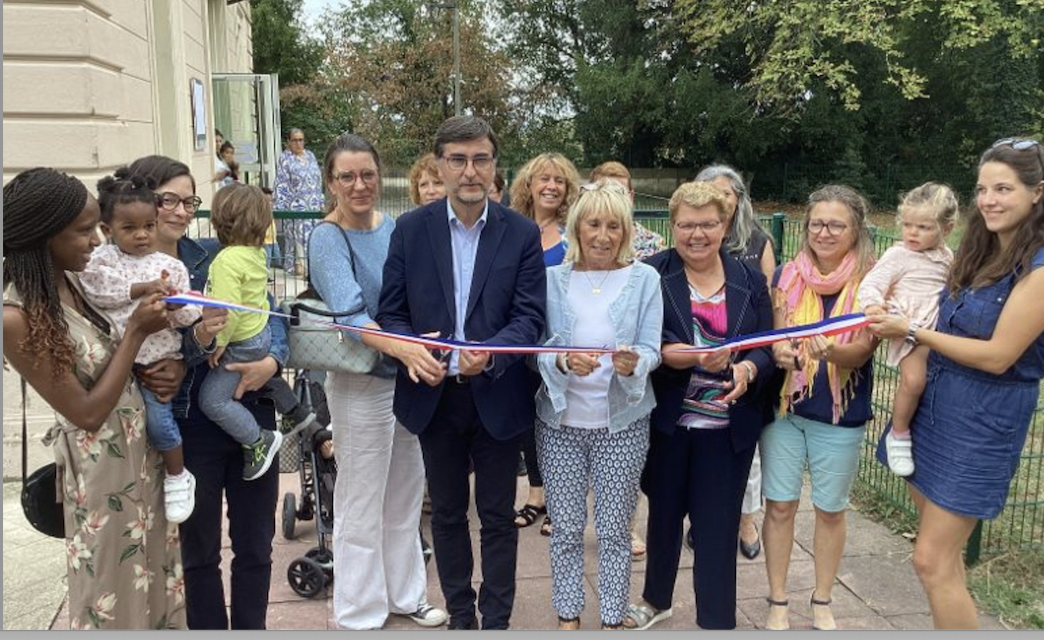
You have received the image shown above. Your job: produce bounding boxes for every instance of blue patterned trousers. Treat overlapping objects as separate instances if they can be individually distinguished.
[536,416,650,626]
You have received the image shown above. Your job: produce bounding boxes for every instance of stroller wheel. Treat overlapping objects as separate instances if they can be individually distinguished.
[306,546,334,576]
[282,492,297,540]
[287,558,327,598]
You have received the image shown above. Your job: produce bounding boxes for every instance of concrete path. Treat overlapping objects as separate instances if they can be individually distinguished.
[3,471,1007,631]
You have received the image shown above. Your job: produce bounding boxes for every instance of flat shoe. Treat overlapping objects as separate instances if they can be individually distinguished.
[540,515,552,537]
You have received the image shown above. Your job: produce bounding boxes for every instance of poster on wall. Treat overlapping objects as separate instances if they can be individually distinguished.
[191,78,207,151]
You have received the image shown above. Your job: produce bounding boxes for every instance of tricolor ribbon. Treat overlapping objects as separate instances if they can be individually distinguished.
[166,292,870,355]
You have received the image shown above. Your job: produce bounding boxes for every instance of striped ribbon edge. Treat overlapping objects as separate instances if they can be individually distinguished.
[166,292,869,355]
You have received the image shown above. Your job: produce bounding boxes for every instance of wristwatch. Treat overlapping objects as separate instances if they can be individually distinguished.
[905,321,922,346]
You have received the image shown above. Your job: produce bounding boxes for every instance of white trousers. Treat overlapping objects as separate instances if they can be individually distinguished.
[327,372,428,630]
[741,443,763,515]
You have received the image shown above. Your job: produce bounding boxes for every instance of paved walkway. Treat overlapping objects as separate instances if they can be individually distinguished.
[3,472,1007,631]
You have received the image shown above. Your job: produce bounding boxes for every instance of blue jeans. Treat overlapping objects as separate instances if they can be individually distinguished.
[199,329,271,446]
[264,242,282,269]
[138,375,182,452]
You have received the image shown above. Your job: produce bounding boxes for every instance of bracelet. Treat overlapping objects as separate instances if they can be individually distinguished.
[739,360,756,383]
[193,324,217,354]
[558,352,571,374]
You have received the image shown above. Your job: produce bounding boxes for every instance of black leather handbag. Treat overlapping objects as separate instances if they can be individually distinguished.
[19,378,65,539]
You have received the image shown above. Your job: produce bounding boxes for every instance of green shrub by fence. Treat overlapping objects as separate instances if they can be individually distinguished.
[193,206,1041,562]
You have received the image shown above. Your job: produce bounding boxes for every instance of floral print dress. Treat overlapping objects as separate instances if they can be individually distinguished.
[5,277,186,630]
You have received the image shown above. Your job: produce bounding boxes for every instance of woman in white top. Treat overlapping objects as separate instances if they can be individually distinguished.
[534,180,664,629]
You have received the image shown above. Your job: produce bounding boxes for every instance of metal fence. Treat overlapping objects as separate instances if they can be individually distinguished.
[192,205,1042,562]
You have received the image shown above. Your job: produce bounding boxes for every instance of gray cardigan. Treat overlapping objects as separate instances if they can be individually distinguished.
[535,261,664,433]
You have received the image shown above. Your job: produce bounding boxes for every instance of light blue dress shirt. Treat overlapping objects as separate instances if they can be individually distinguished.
[447,201,488,375]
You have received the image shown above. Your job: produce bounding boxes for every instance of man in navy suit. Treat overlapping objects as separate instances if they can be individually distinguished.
[377,116,546,630]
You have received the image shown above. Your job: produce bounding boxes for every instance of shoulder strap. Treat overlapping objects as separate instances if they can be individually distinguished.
[301,220,367,317]
[21,377,28,484]
[306,221,360,289]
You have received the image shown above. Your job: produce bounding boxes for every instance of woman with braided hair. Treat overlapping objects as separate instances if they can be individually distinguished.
[3,167,182,629]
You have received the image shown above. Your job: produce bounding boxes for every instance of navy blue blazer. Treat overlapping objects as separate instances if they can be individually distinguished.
[376,198,547,440]
[644,248,775,453]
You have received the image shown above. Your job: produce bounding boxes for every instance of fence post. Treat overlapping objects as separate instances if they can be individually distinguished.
[771,212,786,254]
[965,520,984,566]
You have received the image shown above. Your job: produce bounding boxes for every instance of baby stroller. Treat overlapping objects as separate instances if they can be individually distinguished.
[280,370,433,599]
[281,371,337,598]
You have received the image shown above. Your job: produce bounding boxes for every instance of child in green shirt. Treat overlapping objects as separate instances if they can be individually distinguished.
[200,183,314,480]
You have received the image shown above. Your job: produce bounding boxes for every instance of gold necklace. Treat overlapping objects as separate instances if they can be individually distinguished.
[581,269,612,295]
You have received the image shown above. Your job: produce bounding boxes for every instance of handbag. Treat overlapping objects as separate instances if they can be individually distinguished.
[282,221,381,374]
[19,378,65,539]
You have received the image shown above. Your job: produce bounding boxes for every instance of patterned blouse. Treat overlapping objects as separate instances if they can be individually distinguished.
[677,284,731,430]
[633,221,667,262]
[274,149,325,212]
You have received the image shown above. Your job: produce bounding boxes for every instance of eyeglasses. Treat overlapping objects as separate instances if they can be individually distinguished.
[991,137,1040,151]
[442,154,495,172]
[289,137,305,143]
[807,220,849,235]
[156,192,203,213]
[334,171,379,187]
[674,220,723,234]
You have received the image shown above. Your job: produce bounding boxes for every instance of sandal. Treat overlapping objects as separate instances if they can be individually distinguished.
[557,615,580,630]
[621,603,672,630]
[765,597,789,631]
[631,530,647,561]
[514,503,547,528]
[540,515,553,537]
[810,592,837,631]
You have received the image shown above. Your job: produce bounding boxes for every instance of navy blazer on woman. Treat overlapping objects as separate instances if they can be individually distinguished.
[644,248,775,453]
[377,198,547,440]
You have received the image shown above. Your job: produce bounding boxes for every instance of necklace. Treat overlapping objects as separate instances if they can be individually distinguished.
[581,269,612,295]
[537,217,557,234]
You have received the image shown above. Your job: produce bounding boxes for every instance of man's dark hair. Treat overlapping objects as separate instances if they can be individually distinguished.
[434,116,498,159]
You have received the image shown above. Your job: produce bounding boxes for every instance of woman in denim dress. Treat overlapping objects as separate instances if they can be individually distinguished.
[869,138,1044,629]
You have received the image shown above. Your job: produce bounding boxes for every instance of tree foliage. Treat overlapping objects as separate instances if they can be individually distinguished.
[672,0,1044,115]
[250,0,324,87]
[317,0,517,164]
[269,0,1044,205]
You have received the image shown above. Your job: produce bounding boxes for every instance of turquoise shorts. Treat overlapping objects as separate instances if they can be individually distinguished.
[760,413,865,513]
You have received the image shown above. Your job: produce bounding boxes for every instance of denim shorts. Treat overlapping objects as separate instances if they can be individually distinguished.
[760,413,865,513]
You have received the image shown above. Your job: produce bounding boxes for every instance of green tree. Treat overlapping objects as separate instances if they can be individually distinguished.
[250,0,324,87]
[672,0,1044,115]
[321,0,517,164]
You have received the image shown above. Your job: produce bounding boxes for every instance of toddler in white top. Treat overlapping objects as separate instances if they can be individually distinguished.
[80,171,201,523]
[858,182,958,477]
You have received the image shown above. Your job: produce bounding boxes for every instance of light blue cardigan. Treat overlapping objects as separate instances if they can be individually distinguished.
[536,260,664,433]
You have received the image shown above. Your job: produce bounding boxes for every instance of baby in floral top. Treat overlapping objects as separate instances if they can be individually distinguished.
[80,171,201,524]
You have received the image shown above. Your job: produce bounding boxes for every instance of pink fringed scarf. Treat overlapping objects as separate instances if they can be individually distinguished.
[775,251,863,423]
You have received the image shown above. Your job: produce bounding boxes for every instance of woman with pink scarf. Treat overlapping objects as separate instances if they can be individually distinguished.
[761,185,879,631]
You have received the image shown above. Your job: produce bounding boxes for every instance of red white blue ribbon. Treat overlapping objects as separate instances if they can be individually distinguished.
[670,313,871,354]
[166,292,869,355]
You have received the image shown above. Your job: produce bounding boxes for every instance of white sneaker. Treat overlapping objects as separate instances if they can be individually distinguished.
[404,603,447,627]
[164,470,196,524]
[886,431,915,477]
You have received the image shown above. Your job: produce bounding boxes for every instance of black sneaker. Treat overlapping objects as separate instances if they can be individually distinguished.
[243,430,283,481]
[282,403,317,436]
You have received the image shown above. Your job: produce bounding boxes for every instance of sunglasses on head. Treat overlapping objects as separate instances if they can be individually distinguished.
[991,137,1040,151]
